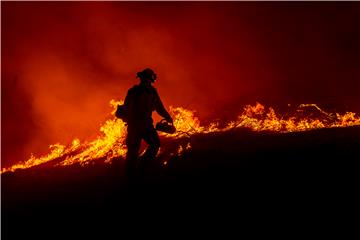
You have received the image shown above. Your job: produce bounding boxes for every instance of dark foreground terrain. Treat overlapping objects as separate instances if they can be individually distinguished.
[2,127,360,238]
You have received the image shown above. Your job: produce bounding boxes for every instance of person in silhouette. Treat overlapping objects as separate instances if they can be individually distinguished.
[123,68,173,180]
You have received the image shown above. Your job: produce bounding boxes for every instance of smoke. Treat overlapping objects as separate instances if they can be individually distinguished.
[2,2,360,167]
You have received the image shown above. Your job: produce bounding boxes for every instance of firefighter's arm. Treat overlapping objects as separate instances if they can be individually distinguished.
[154,91,173,123]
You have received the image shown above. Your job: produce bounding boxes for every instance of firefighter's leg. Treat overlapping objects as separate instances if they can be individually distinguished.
[140,127,160,171]
[125,129,141,180]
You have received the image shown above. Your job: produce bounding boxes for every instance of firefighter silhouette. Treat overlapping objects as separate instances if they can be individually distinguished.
[123,68,173,179]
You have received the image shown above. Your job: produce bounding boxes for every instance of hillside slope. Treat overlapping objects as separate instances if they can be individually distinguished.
[3,126,360,239]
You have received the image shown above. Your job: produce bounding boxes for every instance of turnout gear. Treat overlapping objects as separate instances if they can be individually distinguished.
[123,76,173,180]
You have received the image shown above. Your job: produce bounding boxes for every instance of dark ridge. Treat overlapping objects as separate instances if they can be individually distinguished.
[2,126,359,239]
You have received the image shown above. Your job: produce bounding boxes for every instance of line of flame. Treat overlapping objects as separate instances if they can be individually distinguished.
[2,101,359,173]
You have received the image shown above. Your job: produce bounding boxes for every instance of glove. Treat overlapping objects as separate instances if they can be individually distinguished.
[166,117,173,124]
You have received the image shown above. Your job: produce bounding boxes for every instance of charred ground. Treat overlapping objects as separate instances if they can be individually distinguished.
[2,126,359,238]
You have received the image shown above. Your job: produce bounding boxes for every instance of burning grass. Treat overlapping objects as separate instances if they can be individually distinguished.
[2,100,359,173]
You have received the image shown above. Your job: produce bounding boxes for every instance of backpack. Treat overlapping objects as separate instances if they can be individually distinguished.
[115,104,128,122]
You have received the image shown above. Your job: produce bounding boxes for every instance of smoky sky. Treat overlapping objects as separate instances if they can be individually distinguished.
[2,2,360,167]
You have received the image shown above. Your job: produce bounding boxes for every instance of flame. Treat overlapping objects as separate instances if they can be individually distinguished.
[176,142,192,156]
[2,100,360,173]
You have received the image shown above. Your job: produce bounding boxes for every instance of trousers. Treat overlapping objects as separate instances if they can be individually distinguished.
[125,125,160,179]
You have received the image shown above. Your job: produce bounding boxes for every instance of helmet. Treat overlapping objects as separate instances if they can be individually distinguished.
[136,68,157,82]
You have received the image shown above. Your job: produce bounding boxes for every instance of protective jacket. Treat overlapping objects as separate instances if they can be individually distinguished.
[124,83,171,128]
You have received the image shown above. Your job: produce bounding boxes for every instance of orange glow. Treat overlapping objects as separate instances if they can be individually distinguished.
[2,100,359,173]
